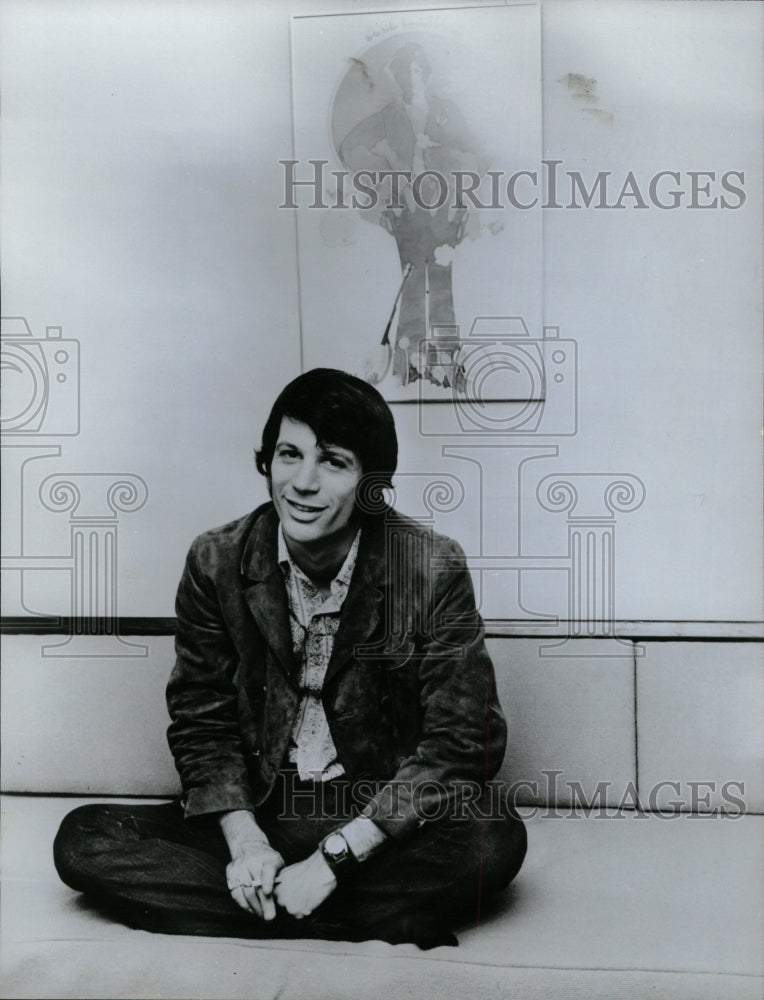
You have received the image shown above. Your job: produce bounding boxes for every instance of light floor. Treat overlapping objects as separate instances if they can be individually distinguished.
[1,796,762,1000]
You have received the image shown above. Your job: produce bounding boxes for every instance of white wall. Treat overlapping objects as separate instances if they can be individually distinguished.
[1,0,762,629]
[4,632,762,813]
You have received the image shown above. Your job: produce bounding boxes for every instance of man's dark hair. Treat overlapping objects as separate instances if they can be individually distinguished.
[255,369,398,513]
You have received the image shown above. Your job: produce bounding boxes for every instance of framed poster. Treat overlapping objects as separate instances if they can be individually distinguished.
[290,3,542,400]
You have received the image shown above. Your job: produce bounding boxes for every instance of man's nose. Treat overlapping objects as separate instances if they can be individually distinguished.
[292,458,320,492]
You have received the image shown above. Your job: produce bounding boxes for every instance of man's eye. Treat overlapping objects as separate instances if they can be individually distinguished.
[323,456,347,469]
[277,448,299,461]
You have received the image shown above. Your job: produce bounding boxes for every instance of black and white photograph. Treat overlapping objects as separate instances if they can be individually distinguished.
[1,1,762,998]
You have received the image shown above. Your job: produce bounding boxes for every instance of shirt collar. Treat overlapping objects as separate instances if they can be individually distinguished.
[278,528,361,592]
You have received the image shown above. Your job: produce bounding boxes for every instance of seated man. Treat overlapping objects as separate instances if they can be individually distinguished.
[54,368,526,949]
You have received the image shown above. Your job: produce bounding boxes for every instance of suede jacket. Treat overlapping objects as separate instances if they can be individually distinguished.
[166,502,507,840]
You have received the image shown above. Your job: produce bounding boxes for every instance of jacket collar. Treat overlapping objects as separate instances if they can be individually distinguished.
[240,503,281,583]
[240,506,295,679]
[240,505,386,685]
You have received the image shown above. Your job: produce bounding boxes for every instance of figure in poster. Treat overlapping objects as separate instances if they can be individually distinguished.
[336,42,485,387]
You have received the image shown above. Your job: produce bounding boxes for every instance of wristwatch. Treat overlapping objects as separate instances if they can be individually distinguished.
[319,831,358,880]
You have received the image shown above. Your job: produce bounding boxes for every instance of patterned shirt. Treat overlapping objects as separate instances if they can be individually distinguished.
[278,529,361,782]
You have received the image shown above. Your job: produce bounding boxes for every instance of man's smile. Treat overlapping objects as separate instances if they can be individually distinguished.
[285,498,326,514]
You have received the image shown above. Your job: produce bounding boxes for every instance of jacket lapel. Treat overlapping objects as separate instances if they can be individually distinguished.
[324,520,387,687]
[240,506,297,682]
[240,505,389,687]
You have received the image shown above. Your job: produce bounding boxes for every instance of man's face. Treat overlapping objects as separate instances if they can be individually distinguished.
[270,417,362,547]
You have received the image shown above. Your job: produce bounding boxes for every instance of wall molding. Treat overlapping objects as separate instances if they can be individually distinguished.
[1,617,762,640]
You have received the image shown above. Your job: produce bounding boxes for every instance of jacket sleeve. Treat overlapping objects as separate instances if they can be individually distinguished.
[366,537,507,841]
[166,537,255,818]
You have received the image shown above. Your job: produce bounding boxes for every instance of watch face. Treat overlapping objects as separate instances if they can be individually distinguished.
[325,834,347,858]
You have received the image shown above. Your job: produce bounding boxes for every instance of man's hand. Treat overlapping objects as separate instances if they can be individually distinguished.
[274,851,337,919]
[225,842,285,920]
[219,809,284,921]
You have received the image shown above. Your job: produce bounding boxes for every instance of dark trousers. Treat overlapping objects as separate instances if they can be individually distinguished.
[53,770,526,943]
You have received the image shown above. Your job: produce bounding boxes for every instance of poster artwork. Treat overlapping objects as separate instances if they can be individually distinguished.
[290,6,543,401]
